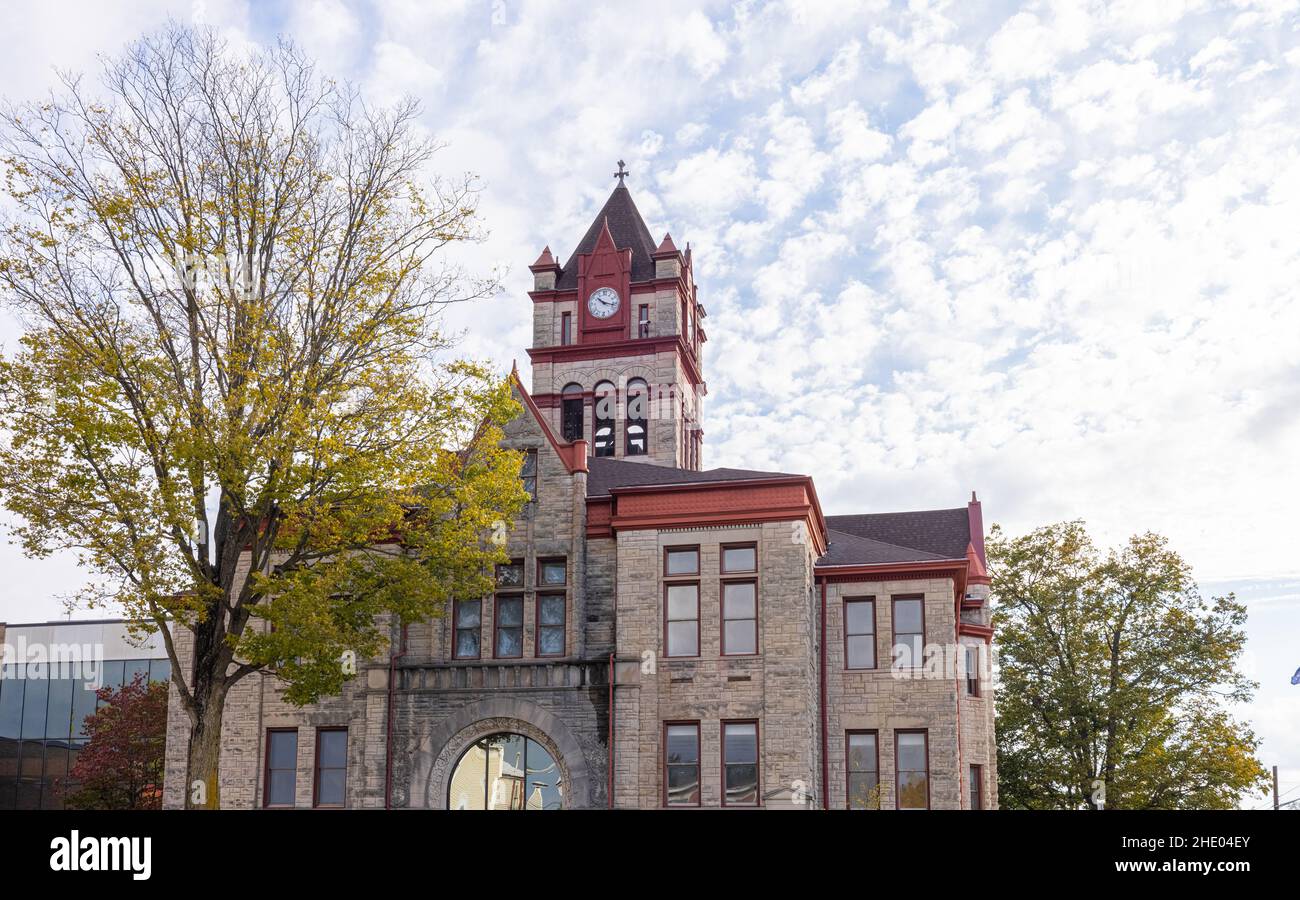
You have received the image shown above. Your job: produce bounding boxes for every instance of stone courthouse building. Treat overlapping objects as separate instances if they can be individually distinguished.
[162,172,998,810]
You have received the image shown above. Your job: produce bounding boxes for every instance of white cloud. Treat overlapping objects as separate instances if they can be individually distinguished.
[657,146,759,220]
[827,103,892,163]
[790,40,861,105]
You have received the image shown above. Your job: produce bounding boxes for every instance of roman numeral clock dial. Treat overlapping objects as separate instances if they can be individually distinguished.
[587,286,620,319]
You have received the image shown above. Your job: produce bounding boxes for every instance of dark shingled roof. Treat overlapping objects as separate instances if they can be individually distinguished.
[586,457,800,498]
[818,529,949,567]
[821,509,971,564]
[557,185,659,290]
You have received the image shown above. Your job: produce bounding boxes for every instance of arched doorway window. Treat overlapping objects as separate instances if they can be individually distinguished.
[448,733,563,810]
[626,378,648,456]
[561,383,584,442]
[592,381,616,457]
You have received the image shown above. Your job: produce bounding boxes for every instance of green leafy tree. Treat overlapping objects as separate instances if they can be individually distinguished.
[990,521,1269,809]
[62,673,168,810]
[0,26,527,807]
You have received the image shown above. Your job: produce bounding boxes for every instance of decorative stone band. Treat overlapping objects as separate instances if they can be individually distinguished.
[395,659,609,692]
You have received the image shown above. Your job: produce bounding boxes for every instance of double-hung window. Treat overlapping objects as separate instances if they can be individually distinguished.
[664,547,699,658]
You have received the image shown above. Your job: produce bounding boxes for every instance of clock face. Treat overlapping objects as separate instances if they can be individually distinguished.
[587,286,620,319]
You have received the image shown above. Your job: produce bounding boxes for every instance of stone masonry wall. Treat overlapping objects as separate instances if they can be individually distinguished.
[822,575,997,809]
[613,520,819,809]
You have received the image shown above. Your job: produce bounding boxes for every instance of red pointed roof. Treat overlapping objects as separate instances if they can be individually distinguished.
[592,216,618,255]
[653,232,680,257]
[529,245,559,271]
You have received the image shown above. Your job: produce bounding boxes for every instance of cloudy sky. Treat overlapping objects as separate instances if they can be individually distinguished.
[0,0,1297,805]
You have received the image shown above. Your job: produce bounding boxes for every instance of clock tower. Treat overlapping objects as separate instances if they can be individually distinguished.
[525,165,706,469]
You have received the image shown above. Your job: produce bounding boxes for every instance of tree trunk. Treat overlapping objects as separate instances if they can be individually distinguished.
[184,691,227,809]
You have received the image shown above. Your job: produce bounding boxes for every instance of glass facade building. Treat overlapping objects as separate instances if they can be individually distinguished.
[0,620,170,810]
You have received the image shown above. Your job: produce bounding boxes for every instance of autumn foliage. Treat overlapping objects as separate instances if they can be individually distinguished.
[62,673,168,810]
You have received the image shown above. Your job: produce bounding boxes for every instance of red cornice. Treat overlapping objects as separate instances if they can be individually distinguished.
[589,475,828,556]
[959,622,994,643]
[815,559,968,582]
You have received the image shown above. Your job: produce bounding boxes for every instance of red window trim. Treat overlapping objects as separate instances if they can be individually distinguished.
[312,726,347,809]
[537,556,568,587]
[638,304,650,338]
[843,596,877,671]
[662,720,701,808]
[663,580,700,659]
[894,729,931,810]
[495,559,525,588]
[721,719,760,807]
[493,593,525,659]
[560,311,572,345]
[969,763,983,810]
[891,594,927,669]
[965,643,981,697]
[719,541,758,574]
[535,591,566,658]
[720,578,759,657]
[845,729,880,810]
[263,727,298,809]
[663,544,700,576]
[451,597,481,660]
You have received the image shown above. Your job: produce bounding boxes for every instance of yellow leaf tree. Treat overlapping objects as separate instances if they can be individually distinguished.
[0,26,527,808]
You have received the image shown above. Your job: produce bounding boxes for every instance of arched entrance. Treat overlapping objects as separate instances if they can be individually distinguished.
[404,697,593,809]
[448,733,563,810]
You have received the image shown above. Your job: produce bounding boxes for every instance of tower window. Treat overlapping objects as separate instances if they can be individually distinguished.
[561,383,584,442]
[560,311,572,346]
[625,378,648,456]
[593,381,616,457]
[519,450,537,502]
[638,304,650,338]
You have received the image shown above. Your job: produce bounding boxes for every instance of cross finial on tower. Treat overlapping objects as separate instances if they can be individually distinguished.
[613,159,629,185]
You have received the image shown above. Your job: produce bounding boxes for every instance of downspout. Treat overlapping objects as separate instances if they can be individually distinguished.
[819,576,829,810]
[384,622,409,810]
[608,652,615,808]
[954,568,967,809]
[955,641,964,809]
